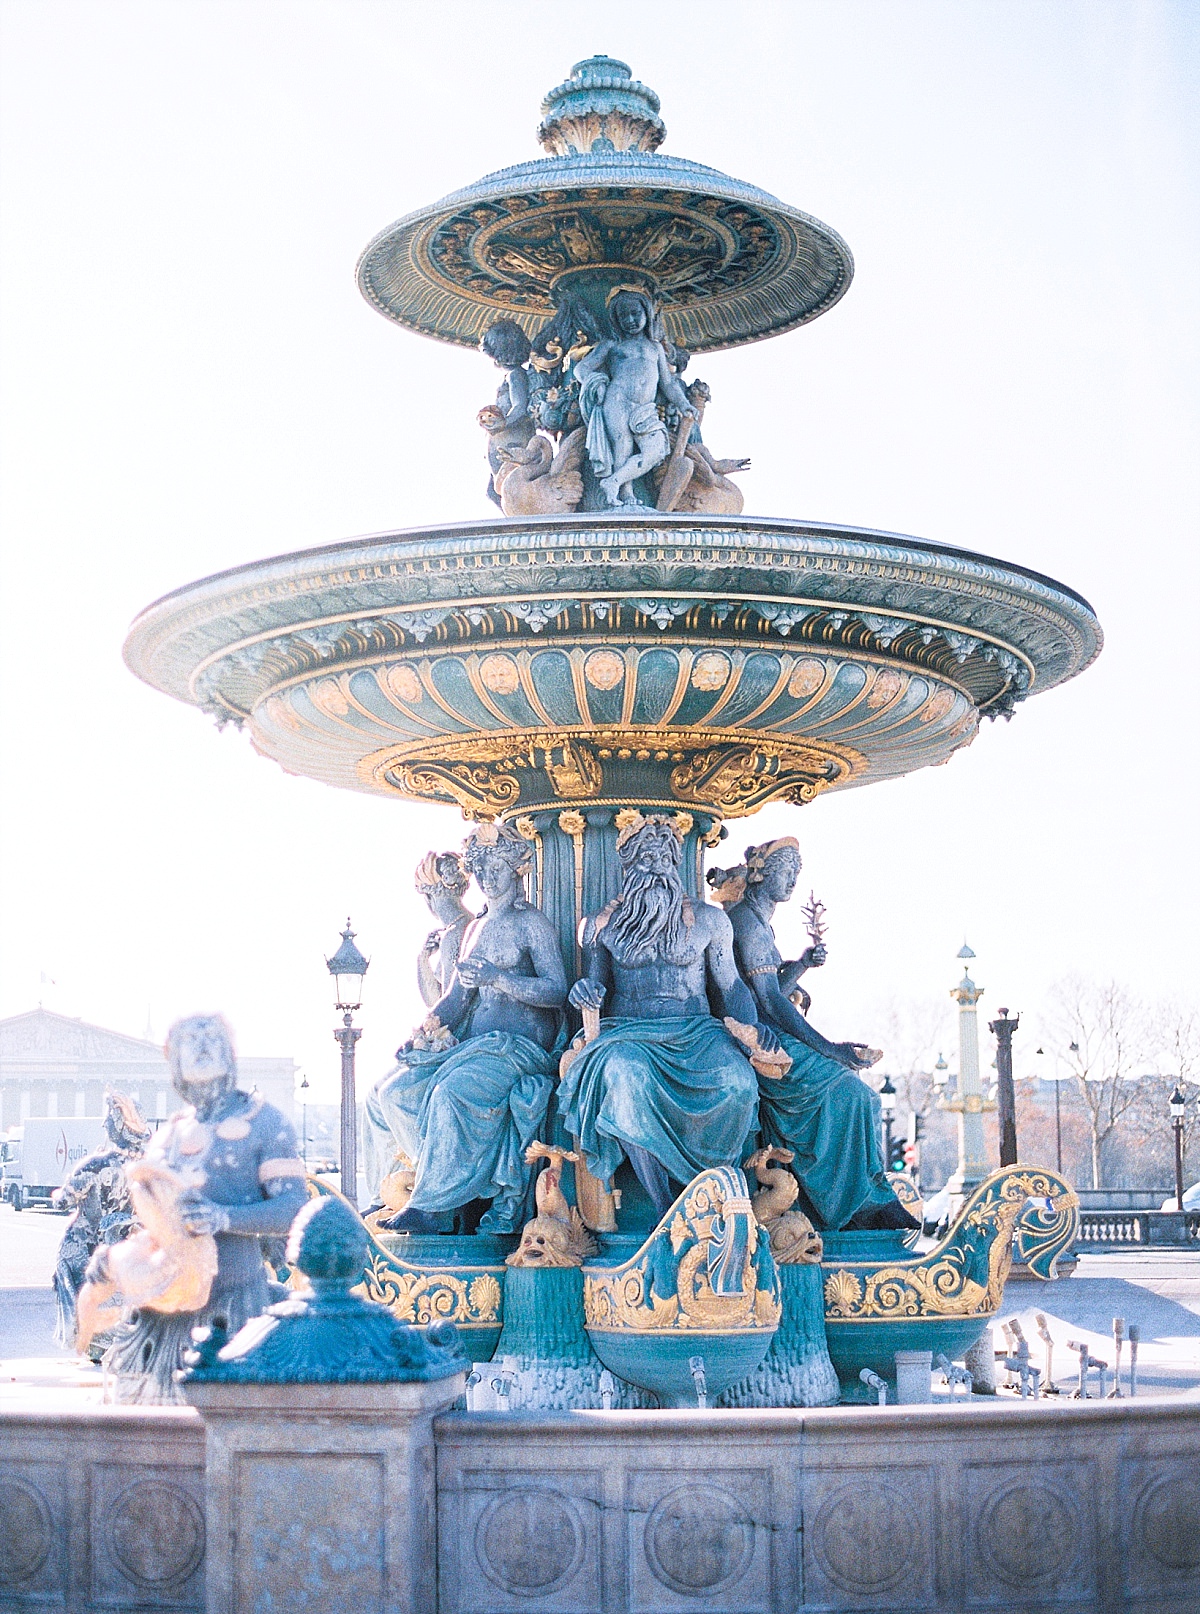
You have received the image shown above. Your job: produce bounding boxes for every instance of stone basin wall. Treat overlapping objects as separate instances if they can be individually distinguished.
[1,1398,1198,1612]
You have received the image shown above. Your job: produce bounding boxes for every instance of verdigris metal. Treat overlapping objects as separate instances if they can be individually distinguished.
[718,1262,839,1408]
[181,1193,469,1383]
[489,1264,652,1410]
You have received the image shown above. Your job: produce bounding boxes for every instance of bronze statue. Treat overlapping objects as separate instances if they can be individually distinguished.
[96,1014,307,1402]
[414,849,474,1008]
[478,318,536,506]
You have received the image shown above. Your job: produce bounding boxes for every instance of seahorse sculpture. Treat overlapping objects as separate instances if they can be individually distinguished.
[744,1146,823,1265]
[506,1141,597,1268]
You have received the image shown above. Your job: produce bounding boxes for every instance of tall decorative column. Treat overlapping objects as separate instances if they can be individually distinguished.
[940,944,995,1211]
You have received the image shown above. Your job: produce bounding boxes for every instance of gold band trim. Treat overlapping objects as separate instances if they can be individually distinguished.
[258,1158,307,1181]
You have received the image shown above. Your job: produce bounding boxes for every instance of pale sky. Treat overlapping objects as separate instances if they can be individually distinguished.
[1,0,1196,1103]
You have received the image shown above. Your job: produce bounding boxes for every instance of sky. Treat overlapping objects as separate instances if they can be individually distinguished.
[1,0,1197,1103]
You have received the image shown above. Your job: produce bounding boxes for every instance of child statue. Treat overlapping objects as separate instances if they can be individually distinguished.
[478,319,536,506]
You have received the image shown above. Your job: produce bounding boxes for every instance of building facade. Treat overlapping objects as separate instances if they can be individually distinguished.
[0,1009,296,1130]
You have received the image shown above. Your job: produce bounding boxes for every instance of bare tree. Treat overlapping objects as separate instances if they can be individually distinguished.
[1043,978,1148,1189]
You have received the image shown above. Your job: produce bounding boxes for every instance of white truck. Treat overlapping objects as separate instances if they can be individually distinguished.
[2,1117,108,1210]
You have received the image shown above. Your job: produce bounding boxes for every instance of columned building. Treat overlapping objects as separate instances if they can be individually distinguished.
[0,1009,296,1130]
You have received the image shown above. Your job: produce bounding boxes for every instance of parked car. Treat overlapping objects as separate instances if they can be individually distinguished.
[1160,1182,1200,1213]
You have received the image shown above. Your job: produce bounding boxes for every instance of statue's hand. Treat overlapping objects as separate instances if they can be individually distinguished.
[800,944,827,971]
[837,1042,882,1071]
[755,1022,783,1054]
[421,929,441,955]
[179,1196,231,1237]
[456,956,500,989]
[569,978,606,1011]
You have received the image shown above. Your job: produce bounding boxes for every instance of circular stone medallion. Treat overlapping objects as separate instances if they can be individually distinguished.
[107,1481,204,1587]
[1134,1475,1200,1571]
[643,1484,753,1594]
[480,654,521,695]
[0,1479,53,1584]
[584,649,625,690]
[976,1481,1078,1587]
[811,1482,917,1594]
[475,1488,584,1595]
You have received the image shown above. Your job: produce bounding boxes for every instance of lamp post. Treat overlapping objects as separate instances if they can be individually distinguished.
[1169,1084,1187,1215]
[1035,1047,1066,1174]
[941,944,995,1213]
[989,1006,1020,1167]
[299,1073,309,1166]
[326,918,369,1208]
[879,1075,897,1169]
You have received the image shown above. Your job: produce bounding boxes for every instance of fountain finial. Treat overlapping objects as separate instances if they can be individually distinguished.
[537,54,665,156]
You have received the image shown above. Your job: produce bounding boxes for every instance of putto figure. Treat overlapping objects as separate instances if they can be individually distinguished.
[560,811,784,1218]
[478,318,536,506]
[98,1013,307,1402]
[373,821,566,1235]
[51,1091,149,1353]
[724,838,919,1231]
[575,288,694,508]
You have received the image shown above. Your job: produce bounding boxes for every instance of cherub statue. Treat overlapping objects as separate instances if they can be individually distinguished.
[506,1141,596,1268]
[655,379,750,515]
[574,288,695,508]
[478,319,536,506]
[51,1091,149,1353]
[493,427,586,516]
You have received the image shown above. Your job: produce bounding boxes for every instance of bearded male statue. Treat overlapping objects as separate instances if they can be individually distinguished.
[560,812,783,1218]
[372,821,566,1235]
[102,1014,307,1402]
[725,838,920,1232]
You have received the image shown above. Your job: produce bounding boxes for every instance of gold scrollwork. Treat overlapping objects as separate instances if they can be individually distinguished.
[822,1167,1078,1322]
[357,1250,503,1327]
[583,1166,780,1334]
[388,760,521,817]
[670,742,838,812]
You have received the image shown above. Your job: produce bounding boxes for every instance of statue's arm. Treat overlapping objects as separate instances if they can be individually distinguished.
[656,345,694,415]
[704,909,779,1043]
[504,365,530,421]
[744,951,871,1069]
[573,340,611,382]
[422,977,472,1037]
[568,918,612,1010]
[416,939,442,1008]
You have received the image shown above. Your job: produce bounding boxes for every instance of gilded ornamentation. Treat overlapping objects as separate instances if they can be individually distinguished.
[691,651,730,691]
[743,1146,823,1264]
[506,1143,596,1268]
[310,678,351,717]
[557,809,586,837]
[919,686,956,724]
[479,654,521,695]
[866,667,906,708]
[493,429,585,517]
[357,1250,503,1326]
[670,742,837,812]
[389,759,522,817]
[584,649,625,690]
[821,1167,1078,1322]
[787,659,826,698]
[583,1166,780,1334]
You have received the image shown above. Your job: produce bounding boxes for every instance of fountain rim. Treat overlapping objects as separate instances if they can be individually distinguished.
[126,511,1098,629]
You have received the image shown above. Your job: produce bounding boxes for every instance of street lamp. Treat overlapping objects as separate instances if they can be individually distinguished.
[1169,1084,1187,1215]
[326,918,369,1208]
[299,1073,309,1166]
[933,1053,950,1094]
[989,1006,1020,1167]
[879,1075,897,1168]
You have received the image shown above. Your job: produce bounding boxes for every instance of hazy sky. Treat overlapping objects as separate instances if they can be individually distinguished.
[1,0,1196,1102]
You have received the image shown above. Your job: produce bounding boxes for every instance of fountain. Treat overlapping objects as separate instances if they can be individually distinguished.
[124,54,1093,1406]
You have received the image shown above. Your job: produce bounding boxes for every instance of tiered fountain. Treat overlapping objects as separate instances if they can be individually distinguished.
[125,56,1093,1404]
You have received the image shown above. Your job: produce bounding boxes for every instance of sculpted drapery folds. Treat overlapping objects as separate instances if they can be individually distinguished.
[723,839,920,1233]
[368,821,567,1235]
[559,812,786,1218]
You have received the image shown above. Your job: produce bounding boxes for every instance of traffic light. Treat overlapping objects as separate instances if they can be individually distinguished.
[888,1136,907,1173]
[913,1114,926,1142]
[902,1139,918,1169]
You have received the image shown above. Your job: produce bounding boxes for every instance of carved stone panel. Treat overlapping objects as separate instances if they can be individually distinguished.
[0,1465,62,1602]
[445,1469,601,1613]
[1120,1454,1200,1600]
[89,1463,205,1609]
[232,1453,385,1613]
[800,1465,935,1609]
[962,1459,1093,1607]
[625,1468,771,1613]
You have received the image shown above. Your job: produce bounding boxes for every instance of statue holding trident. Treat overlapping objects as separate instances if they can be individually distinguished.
[574,288,695,508]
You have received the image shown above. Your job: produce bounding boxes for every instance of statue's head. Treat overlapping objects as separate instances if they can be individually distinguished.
[505,1214,578,1268]
[609,287,652,339]
[745,837,800,902]
[606,812,691,965]
[165,1014,238,1110]
[616,811,687,879]
[686,378,711,408]
[415,850,469,901]
[104,1090,150,1150]
[462,821,533,901]
[706,863,747,908]
[480,318,531,370]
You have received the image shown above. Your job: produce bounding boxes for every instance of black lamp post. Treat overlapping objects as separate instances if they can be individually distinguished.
[299,1073,309,1166]
[989,1006,1020,1167]
[879,1075,897,1168]
[1169,1084,1187,1215]
[326,918,369,1207]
